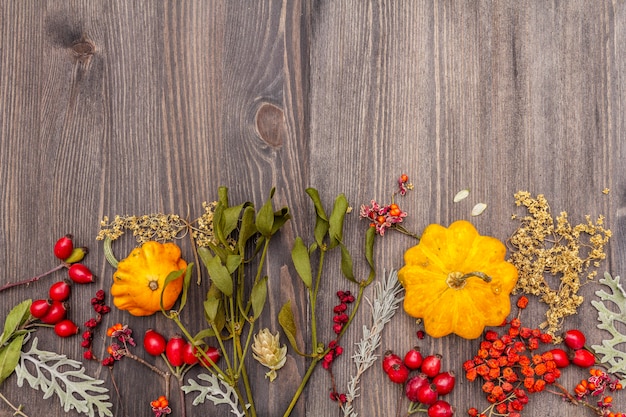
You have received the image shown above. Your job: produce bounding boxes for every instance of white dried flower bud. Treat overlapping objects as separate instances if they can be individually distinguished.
[252,328,287,382]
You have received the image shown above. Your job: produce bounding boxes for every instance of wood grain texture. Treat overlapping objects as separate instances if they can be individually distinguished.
[0,1,625,416]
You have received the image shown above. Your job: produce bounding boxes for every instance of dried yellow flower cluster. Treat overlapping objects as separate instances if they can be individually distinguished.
[97,201,219,247]
[508,191,611,339]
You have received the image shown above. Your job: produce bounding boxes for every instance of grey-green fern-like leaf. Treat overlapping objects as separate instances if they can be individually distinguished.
[15,337,112,417]
[591,272,626,383]
[182,372,248,416]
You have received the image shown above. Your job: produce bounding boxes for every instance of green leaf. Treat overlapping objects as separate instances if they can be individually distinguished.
[238,205,258,251]
[278,301,304,356]
[305,188,328,221]
[222,203,245,238]
[202,254,234,297]
[364,226,377,285]
[161,265,193,313]
[218,186,229,207]
[212,202,228,247]
[339,243,356,283]
[328,194,349,248]
[291,237,312,289]
[0,333,25,385]
[271,207,291,235]
[1,299,31,346]
[203,296,221,323]
[306,188,330,246]
[250,276,268,320]
[225,255,242,274]
[256,188,276,237]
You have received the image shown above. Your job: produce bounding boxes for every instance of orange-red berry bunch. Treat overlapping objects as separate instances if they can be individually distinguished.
[573,368,623,417]
[150,395,172,417]
[359,174,411,236]
[465,297,561,417]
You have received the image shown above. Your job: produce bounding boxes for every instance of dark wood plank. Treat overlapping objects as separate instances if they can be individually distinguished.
[0,1,625,417]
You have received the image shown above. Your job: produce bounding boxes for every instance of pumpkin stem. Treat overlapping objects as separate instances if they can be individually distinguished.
[104,237,120,268]
[148,280,159,291]
[446,271,492,289]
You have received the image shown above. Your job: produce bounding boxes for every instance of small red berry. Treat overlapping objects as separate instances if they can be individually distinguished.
[421,354,442,378]
[427,400,454,417]
[563,329,586,350]
[53,234,74,260]
[416,330,425,339]
[30,299,52,319]
[40,301,68,324]
[432,371,456,395]
[68,263,95,284]
[416,383,439,405]
[386,363,410,384]
[403,347,423,370]
[572,349,595,368]
[405,374,429,402]
[54,319,79,337]
[198,346,221,368]
[49,280,72,302]
[182,342,199,365]
[549,348,570,368]
[165,335,186,367]
[143,329,167,356]
[382,351,403,373]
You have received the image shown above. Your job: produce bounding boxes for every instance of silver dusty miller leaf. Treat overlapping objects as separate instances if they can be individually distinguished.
[14,337,112,417]
[591,272,626,383]
[182,372,249,416]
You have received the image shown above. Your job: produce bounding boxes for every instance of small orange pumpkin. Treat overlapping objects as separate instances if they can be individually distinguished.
[111,241,187,316]
[398,220,518,339]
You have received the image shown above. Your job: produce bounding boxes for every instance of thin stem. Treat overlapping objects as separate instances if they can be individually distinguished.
[236,335,257,417]
[0,263,68,292]
[282,358,321,417]
[310,249,326,351]
[0,392,29,417]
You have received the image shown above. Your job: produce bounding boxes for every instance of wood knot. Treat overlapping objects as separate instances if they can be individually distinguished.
[71,38,95,61]
[255,103,286,148]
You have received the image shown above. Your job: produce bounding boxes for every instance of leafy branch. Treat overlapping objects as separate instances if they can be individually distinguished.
[15,337,113,417]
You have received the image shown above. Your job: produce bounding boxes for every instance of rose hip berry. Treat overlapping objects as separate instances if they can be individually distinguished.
[54,319,79,337]
[143,329,167,356]
[53,235,74,260]
[40,301,68,324]
[416,383,439,405]
[427,400,454,417]
[403,346,423,370]
[420,354,442,378]
[165,336,186,367]
[382,351,403,373]
[386,362,410,384]
[405,374,429,402]
[563,329,586,350]
[572,348,595,368]
[198,346,221,368]
[432,371,456,395]
[68,263,95,284]
[30,299,52,319]
[550,348,571,368]
[49,280,72,302]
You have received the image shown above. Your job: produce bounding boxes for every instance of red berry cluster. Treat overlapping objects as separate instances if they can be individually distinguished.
[332,290,355,335]
[143,330,220,369]
[29,235,96,338]
[383,349,455,417]
[81,289,111,361]
[324,290,355,405]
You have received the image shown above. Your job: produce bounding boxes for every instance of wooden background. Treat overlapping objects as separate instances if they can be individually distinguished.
[0,1,625,416]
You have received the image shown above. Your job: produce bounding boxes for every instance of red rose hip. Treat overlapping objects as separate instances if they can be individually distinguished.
[54,235,74,260]
[54,319,79,337]
[68,263,95,284]
[143,329,167,356]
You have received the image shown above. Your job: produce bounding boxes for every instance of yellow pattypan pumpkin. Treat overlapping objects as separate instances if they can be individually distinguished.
[398,220,518,339]
[111,241,187,316]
